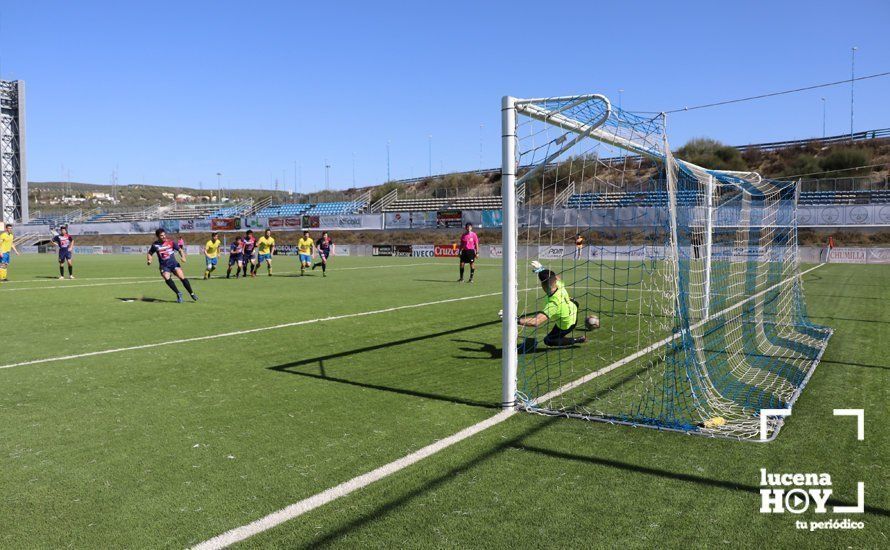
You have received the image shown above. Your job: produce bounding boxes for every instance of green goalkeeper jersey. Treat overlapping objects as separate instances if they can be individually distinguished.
[542,281,577,330]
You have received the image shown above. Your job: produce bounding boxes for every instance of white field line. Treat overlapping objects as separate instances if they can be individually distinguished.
[192,262,826,549]
[0,289,517,371]
[0,263,446,292]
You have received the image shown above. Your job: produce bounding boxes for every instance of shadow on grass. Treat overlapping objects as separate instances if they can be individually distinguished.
[304,413,888,547]
[116,296,177,303]
[819,359,890,371]
[809,315,890,325]
[268,320,502,410]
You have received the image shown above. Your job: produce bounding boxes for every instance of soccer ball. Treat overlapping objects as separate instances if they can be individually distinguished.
[585,315,600,330]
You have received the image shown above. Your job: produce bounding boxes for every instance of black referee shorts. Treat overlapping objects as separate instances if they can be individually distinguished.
[459,249,476,263]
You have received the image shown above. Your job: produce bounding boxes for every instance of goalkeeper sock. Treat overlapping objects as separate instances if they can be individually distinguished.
[181,278,194,294]
[165,278,180,295]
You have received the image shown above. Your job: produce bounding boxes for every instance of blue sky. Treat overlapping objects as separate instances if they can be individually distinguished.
[1,0,888,192]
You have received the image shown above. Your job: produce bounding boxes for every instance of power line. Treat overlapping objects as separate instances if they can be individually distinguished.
[657,71,890,114]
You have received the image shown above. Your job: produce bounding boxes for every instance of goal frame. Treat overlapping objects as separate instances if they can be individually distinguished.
[499,93,832,441]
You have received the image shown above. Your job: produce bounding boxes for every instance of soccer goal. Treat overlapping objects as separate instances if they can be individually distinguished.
[500,94,832,441]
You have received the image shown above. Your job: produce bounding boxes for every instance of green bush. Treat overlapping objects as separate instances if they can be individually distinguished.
[782,154,823,178]
[675,138,747,171]
[819,147,872,176]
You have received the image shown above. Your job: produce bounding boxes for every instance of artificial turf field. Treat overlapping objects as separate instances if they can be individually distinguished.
[0,253,886,548]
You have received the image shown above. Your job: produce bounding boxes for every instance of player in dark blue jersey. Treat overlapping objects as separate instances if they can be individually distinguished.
[51,225,75,279]
[311,231,335,277]
[243,230,258,278]
[226,236,245,279]
[146,229,197,302]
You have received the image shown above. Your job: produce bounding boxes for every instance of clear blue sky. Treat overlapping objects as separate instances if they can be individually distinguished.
[1,0,888,192]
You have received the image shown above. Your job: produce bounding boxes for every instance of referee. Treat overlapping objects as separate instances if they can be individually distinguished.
[457,222,479,283]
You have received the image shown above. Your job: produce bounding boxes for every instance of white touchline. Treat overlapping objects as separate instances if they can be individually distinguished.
[192,262,827,549]
[0,263,449,292]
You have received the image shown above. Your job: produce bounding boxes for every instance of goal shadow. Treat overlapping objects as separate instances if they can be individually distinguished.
[267,320,503,410]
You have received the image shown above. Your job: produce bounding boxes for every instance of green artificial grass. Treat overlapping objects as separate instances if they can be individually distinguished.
[0,254,886,548]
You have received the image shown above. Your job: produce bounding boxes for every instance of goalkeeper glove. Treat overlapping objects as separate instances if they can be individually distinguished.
[530,260,544,273]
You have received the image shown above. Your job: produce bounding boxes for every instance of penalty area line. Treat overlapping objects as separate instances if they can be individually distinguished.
[0,289,511,371]
[192,262,828,549]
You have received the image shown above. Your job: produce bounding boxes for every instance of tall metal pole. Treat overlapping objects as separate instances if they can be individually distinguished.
[501,96,518,410]
[821,97,826,138]
[216,172,222,203]
[293,161,298,195]
[325,160,330,190]
[850,46,857,141]
[479,123,484,170]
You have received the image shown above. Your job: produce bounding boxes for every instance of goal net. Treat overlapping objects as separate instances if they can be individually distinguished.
[500,94,832,441]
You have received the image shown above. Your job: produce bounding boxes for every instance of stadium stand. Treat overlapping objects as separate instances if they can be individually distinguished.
[566,189,890,208]
[255,203,311,217]
[303,201,368,215]
[381,196,502,212]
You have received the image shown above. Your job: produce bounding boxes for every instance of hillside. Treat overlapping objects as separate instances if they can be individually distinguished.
[27,132,890,214]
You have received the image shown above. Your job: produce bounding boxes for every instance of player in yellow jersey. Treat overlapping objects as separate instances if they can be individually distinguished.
[0,223,20,282]
[297,230,314,276]
[203,232,222,279]
[256,229,276,276]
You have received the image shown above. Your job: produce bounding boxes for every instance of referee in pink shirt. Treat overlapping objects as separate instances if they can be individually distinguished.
[458,222,479,283]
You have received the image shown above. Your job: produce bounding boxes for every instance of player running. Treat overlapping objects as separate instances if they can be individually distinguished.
[297,230,314,276]
[457,222,479,283]
[226,236,245,278]
[243,230,258,277]
[256,229,275,276]
[146,229,197,303]
[0,223,19,282]
[52,225,75,279]
[203,232,222,279]
[312,231,334,277]
[518,266,587,347]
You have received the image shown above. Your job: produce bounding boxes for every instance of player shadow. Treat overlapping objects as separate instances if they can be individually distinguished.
[278,273,319,278]
[451,339,502,360]
[116,296,178,303]
[413,279,461,283]
[268,320,502,410]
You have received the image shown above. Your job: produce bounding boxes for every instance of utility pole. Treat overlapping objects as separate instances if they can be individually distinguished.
[479,123,484,170]
[850,46,858,141]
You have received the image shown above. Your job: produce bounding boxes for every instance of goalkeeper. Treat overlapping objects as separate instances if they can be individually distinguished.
[518,267,587,347]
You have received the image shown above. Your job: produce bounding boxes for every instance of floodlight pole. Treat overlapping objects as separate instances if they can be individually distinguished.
[501,96,518,410]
